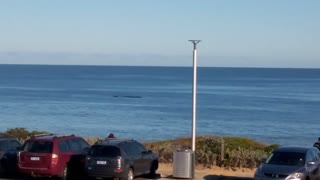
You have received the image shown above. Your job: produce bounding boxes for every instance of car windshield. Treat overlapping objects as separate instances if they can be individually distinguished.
[89,145,121,157]
[22,141,53,153]
[266,151,306,166]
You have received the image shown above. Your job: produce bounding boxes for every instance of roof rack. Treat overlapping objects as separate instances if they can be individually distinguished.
[30,133,56,138]
[30,134,75,139]
[94,138,135,145]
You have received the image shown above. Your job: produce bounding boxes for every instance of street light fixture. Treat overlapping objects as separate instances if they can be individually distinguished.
[188,40,201,152]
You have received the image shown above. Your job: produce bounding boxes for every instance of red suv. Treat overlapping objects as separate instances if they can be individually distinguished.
[18,134,90,179]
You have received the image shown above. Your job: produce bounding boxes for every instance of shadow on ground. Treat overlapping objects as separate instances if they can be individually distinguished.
[0,173,163,180]
[203,175,253,180]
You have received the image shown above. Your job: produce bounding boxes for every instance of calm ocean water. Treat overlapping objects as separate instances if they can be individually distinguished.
[0,64,319,147]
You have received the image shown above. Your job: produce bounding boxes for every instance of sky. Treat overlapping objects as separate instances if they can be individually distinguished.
[0,1,319,68]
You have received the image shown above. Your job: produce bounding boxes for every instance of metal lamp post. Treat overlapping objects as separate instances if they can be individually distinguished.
[172,40,201,179]
[189,40,201,152]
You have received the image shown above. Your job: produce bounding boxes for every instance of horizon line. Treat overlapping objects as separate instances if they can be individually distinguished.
[0,63,319,70]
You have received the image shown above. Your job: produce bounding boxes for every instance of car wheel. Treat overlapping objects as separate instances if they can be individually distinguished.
[60,165,69,180]
[0,162,4,175]
[0,159,7,175]
[122,168,133,180]
[148,161,157,178]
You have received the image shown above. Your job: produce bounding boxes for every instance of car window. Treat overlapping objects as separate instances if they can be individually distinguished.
[126,141,147,155]
[8,140,21,151]
[133,142,147,153]
[266,151,305,166]
[22,141,53,153]
[76,138,90,149]
[58,140,70,152]
[306,151,313,162]
[0,140,8,151]
[68,139,82,152]
[89,145,121,157]
[310,149,319,161]
[122,143,133,155]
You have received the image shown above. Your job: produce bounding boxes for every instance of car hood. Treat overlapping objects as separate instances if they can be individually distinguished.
[261,164,304,175]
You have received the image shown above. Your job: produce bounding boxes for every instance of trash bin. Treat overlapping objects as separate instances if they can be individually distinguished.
[173,149,194,179]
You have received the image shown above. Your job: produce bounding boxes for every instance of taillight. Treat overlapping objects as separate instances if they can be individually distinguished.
[51,153,58,166]
[113,156,123,172]
[115,156,121,167]
[117,158,121,167]
[114,167,123,173]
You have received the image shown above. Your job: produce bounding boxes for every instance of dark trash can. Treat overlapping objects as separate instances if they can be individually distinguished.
[173,149,194,179]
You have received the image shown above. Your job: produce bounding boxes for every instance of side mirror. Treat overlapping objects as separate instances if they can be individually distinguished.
[142,150,152,154]
[260,158,267,163]
[16,146,21,151]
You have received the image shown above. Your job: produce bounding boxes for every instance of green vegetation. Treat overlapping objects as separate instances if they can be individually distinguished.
[0,127,48,142]
[144,136,279,169]
[0,128,278,169]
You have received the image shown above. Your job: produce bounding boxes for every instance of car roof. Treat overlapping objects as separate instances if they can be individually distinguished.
[28,134,77,141]
[0,136,18,140]
[273,147,312,153]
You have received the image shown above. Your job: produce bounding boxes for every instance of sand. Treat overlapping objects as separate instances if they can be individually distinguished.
[157,163,255,180]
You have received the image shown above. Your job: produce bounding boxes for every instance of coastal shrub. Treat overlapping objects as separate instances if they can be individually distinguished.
[144,136,277,169]
[0,127,48,142]
[84,136,101,145]
[195,136,224,167]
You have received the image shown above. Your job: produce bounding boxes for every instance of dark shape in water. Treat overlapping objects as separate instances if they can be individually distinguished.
[112,95,142,98]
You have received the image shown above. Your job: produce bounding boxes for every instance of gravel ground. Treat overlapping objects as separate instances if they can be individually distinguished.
[0,163,255,180]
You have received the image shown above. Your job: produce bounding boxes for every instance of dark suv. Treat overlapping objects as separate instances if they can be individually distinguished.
[18,134,90,179]
[0,137,22,176]
[86,138,158,180]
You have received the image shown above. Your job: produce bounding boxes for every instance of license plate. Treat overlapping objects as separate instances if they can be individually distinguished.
[30,157,40,161]
[97,161,107,165]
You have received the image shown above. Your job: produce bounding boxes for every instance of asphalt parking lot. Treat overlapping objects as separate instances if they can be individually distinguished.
[0,174,254,180]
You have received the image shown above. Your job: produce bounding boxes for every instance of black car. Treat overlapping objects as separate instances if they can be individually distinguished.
[0,137,22,176]
[85,138,158,180]
[254,146,320,180]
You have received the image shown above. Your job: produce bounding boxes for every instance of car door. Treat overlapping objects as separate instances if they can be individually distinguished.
[6,140,21,171]
[67,138,90,175]
[131,141,151,175]
[0,140,9,173]
[306,149,319,180]
[125,142,144,175]
[308,149,320,180]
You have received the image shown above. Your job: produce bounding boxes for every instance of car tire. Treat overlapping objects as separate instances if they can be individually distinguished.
[0,161,4,175]
[148,161,157,178]
[122,168,133,180]
[0,159,7,176]
[60,165,69,180]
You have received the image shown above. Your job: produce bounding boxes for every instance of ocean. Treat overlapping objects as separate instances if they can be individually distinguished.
[0,64,319,147]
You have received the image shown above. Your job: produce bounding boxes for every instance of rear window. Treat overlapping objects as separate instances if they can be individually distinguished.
[89,145,121,157]
[22,141,53,153]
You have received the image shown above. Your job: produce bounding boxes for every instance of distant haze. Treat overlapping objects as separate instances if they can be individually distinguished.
[0,52,318,68]
[0,1,319,68]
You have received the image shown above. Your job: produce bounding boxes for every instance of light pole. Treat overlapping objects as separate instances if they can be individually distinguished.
[189,40,201,152]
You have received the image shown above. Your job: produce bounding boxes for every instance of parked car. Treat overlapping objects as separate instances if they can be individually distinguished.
[18,134,90,179]
[254,146,320,180]
[85,138,158,180]
[0,137,22,176]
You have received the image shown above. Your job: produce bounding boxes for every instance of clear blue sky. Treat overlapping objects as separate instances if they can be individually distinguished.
[0,0,319,67]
